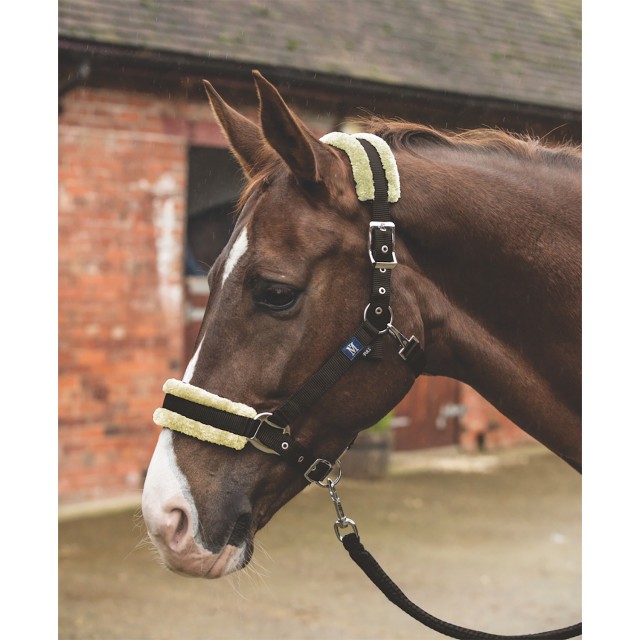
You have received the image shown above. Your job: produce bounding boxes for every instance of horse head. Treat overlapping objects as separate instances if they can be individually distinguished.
[141,72,421,578]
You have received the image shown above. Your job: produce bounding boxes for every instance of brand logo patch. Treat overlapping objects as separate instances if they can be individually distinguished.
[341,337,365,361]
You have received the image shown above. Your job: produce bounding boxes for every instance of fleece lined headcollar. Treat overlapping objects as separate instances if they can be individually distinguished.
[152,131,415,461]
[320,132,401,203]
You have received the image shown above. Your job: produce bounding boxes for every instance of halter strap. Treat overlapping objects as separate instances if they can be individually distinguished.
[153,133,425,484]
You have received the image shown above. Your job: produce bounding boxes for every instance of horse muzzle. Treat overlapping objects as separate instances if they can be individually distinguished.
[141,429,253,578]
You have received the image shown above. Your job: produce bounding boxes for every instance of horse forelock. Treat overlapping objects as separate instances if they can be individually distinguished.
[235,148,288,214]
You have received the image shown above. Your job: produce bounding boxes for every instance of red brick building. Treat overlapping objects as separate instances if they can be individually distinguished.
[58,0,581,506]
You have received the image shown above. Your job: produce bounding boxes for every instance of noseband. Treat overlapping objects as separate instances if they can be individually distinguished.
[153,133,426,484]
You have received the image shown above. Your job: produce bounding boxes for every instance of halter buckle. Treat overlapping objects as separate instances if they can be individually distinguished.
[369,221,397,269]
[249,412,289,455]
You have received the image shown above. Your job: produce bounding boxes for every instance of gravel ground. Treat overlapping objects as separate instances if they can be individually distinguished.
[58,444,581,640]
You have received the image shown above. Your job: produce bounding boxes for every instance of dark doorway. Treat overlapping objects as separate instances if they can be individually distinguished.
[186,146,245,275]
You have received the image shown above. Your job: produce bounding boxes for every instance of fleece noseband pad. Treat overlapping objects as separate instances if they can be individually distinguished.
[153,379,256,450]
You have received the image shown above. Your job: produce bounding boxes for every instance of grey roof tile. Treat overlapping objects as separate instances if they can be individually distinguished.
[58,0,581,110]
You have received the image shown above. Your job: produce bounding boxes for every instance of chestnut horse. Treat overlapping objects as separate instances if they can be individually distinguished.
[142,71,581,581]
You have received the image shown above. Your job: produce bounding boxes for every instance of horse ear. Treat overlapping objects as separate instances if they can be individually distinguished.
[202,80,267,178]
[252,70,325,184]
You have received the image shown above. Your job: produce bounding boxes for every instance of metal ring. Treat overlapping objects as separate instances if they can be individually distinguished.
[314,460,342,488]
[363,304,393,333]
[334,518,359,542]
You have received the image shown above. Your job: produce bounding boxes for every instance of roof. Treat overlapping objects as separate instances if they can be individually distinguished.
[58,0,581,111]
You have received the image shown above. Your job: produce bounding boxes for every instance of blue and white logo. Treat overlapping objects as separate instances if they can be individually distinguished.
[341,337,365,361]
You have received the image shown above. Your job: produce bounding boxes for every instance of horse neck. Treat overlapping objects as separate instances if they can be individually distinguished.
[392,145,582,467]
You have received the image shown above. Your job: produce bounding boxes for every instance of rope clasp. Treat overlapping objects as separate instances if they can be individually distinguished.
[327,478,359,541]
[387,322,421,362]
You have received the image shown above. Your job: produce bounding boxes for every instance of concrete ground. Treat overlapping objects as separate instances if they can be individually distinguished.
[58,444,581,640]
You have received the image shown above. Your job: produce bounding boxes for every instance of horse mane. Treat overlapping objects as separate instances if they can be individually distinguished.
[360,116,582,165]
[236,117,581,213]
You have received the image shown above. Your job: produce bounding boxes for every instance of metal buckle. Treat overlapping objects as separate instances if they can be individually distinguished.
[368,221,397,269]
[327,477,359,541]
[304,458,340,485]
[249,412,289,455]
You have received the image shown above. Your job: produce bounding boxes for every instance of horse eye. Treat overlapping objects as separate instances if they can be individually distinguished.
[255,283,299,311]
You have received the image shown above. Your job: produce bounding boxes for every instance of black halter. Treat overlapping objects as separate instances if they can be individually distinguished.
[160,137,426,483]
[158,136,582,640]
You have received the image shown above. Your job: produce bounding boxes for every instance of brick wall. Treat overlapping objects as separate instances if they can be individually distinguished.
[59,87,208,504]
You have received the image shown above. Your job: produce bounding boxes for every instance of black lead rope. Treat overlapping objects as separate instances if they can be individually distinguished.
[326,475,581,640]
[341,533,581,639]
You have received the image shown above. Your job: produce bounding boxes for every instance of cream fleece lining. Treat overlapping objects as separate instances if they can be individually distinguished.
[320,131,401,202]
[152,378,256,450]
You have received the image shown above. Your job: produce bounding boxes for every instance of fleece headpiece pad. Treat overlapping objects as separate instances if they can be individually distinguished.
[320,132,400,202]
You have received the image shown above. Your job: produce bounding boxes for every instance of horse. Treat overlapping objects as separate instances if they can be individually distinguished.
[141,71,581,582]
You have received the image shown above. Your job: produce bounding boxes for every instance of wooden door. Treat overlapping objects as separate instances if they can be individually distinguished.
[391,376,462,450]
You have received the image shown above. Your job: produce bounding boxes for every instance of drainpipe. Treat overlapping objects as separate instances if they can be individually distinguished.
[59,60,91,114]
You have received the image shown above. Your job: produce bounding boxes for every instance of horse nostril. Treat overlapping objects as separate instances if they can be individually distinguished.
[228,513,252,547]
[166,507,190,550]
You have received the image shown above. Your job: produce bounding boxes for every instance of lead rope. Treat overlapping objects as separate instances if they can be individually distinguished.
[325,478,582,640]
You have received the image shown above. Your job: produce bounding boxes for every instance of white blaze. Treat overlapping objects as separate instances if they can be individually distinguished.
[221,227,248,287]
[182,226,248,384]
[142,428,199,539]
[141,226,253,577]
[183,333,205,383]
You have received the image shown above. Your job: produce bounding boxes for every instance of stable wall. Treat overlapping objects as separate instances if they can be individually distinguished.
[58,83,336,504]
